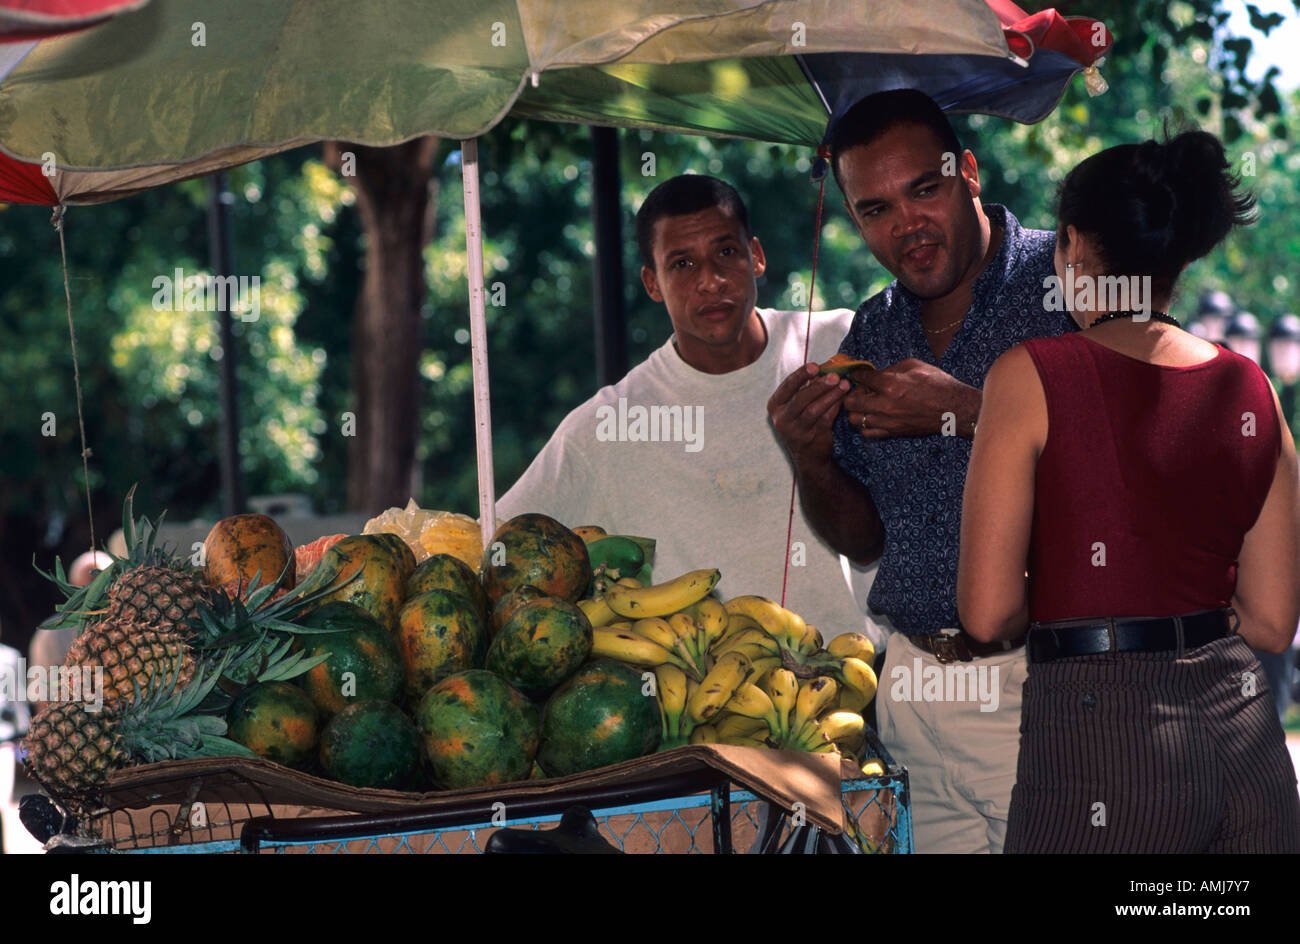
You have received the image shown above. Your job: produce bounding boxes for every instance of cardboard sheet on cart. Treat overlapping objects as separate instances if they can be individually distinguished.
[100,745,848,832]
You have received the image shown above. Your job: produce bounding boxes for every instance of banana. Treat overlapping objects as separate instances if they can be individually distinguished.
[654,663,688,745]
[795,623,824,656]
[615,576,643,589]
[667,612,705,668]
[686,651,753,723]
[718,734,771,749]
[679,677,701,740]
[790,676,838,747]
[710,612,764,652]
[861,757,886,778]
[578,597,618,627]
[779,608,812,655]
[723,682,782,734]
[827,632,876,665]
[604,568,721,619]
[632,616,682,652]
[723,595,790,641]
[690,724,719,745]
[713,711,772,741]
[761,668,799,743]
[712,627,780,660]
[746,655,783,678]
[591,626,694,675]
[810,710,866,752]
[837,686,869,714]
[680,597,729,652]
[835,656,878,708]
[607,619,633,631]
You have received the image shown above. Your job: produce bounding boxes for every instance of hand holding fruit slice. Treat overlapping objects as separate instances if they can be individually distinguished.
[817,353,876,379]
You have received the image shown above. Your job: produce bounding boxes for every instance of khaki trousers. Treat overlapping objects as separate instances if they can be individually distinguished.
[876,632,1027,853]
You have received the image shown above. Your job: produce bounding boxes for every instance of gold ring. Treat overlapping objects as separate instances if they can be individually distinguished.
[859,414,869,431]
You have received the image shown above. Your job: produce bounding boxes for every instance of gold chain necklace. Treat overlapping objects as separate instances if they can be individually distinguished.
[923,315,964,335]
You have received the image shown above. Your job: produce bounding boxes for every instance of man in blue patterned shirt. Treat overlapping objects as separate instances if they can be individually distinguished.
[769,90,1075,853]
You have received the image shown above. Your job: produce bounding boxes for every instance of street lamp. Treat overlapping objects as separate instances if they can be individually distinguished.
[1267,313,1300,427]
[1194,290,1233,343]
[1223,311,1262,365]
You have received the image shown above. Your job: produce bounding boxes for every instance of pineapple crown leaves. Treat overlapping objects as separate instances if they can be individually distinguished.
[208,629,331,687]
[121,651,258,762]
[36,486,186,630]
[197,565,362,645]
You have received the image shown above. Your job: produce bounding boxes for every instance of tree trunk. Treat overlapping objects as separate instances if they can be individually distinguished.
[324,138,441,514]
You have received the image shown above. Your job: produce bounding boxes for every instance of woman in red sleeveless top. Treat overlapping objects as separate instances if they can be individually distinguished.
[957,130,1300,853]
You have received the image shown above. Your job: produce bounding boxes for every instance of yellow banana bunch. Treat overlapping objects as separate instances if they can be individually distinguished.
[794,622,824,656]
[578,597,619,628]
[686,651,753,723]
[632,617,691,664]
[712,627,780,662]
[718,732,771,748]
[677,597,730,655]
[710,612,764,652]
[805,710,866,754]
[833,657,878,712]
[605,568,720,619]
[827,632,876,665]
[722,682,783,736]
[713,711,771,742]
[722,595,790,641]
[789,676,838,748]
[592,626,695,676]
[654,663,688,745]
[761,668,799,744]
[690,724,719,745]
[666,613,708,676]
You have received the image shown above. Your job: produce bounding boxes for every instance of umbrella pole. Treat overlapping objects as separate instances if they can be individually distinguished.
[460,137,496,548]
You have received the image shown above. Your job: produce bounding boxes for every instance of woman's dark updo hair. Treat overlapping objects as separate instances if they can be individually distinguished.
[1057,129,1256,298]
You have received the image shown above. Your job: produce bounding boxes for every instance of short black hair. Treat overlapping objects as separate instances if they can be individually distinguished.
[635,174,752,269]
[828,89,963,194]
[1057,129,1256,300]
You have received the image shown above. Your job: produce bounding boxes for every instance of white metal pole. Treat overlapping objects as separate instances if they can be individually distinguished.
[460,137,497,549]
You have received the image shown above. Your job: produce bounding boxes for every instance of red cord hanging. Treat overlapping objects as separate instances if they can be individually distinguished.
[779,146,830,609]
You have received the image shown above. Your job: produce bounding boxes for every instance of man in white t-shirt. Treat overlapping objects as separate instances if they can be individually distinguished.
[497,175,883,644]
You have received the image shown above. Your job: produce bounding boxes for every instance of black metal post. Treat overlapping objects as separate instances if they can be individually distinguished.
[207,172,244,517]
[590,125,628,387]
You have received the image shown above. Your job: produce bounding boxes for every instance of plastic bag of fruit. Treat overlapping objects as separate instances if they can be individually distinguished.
[364,498,482,570]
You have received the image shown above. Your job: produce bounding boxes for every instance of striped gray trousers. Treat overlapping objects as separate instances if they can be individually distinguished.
[1005,634,1300,853]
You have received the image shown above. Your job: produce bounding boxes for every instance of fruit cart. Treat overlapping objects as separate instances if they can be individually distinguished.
[43,737,910,855]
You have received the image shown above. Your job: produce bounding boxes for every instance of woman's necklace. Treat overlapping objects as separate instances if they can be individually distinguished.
[1087,310,1182,329]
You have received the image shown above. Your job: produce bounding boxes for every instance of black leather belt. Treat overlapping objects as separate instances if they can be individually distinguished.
[1026,609,1237,665]
[911,630,1025,664]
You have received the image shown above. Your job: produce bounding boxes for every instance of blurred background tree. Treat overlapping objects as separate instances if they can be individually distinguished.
[1,0,1297,651]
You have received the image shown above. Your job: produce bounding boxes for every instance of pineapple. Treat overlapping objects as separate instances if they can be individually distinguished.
[22,658,254,798]
[101,564,212,642]
[64,620,195,706]
[42,487,213,642]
